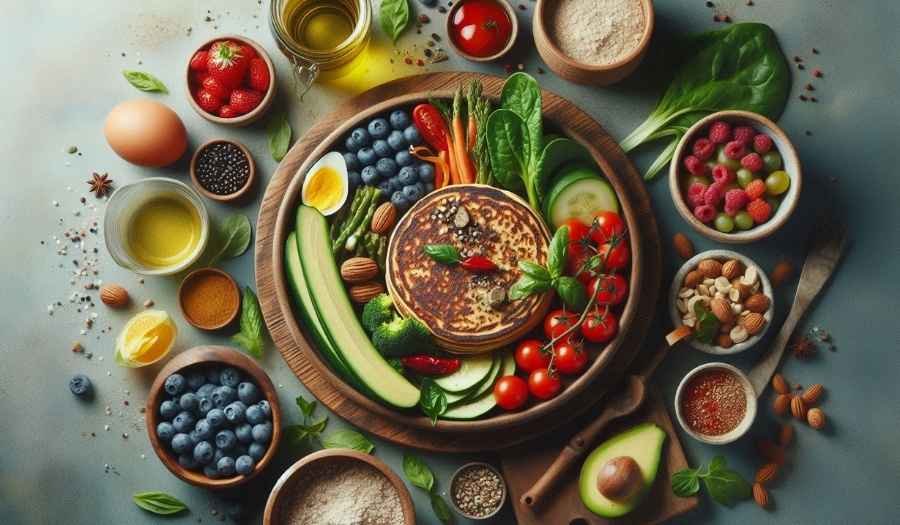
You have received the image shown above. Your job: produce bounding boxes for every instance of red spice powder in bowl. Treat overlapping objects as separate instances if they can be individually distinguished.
[674,362,757,444]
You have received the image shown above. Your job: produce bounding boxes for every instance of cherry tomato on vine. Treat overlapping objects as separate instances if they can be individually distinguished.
[590,211,625,245]
[528,368,562,400]
[561,217,591,256]
[493,375,529,410]
[553,342,589,375]
[581,309,619,344]
[598,241,630,271]
[588,274,628,306]
[544,309,579,340]
[515,339,550,373]
[567,249,598,286]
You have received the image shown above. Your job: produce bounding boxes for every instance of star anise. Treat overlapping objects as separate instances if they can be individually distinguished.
[87,172,114,198]
[790,336,817,359]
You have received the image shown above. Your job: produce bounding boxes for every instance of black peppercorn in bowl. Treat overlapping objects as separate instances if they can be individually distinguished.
[190,139,256,203]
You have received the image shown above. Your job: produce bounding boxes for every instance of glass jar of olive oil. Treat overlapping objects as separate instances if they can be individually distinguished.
[269,0,372,98]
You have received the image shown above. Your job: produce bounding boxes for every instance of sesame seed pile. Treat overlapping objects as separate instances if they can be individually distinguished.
[451,464,504,518]
[680,369,747,436]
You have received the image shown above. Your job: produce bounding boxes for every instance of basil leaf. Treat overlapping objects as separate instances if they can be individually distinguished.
[205,214,252,266]
[486,108,530,194]
[122,71,168,93]
[430,492,455,524]
[268,112,292,162]
[692,302,719,344]
[402,453,435,492]
[231,287,266,358]
[508,274,551,301]
[380,0,410,42]
[132,491,187,515]
[295,395,317,419]
[547,226,569,279]
[322,429,375,454]
[671,468,701,497]
[284,425,313,450]
[418,379,447,425]
[518,260,551,282]
[555,276,587,311]
[703,467,752,507]
[423,244,461,265]
[707,455,727,474]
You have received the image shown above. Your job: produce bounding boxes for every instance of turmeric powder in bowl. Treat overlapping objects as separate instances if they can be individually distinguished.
[178,268,241,330]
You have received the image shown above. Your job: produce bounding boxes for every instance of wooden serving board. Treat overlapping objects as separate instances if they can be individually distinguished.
[254,72,661,452]
[501,389,699,525]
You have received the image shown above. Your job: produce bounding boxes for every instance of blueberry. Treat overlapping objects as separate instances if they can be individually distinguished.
[69,374,93,398]
[189,429,203,445]
[389,110,411,130]
[357,147,377,166]
[194,441,215,465]
[204,368,221,385]
[403,184,423,202]
[157,422,175,442]
[178,454,199,470]
[257,400,272,418]
[235,455,255,476]
[387,130,407,151]
[351,128,371,148]
[217,456,236,477]
[206,408,226,429]
[345,135,361,153]
[395,150,414,167]
[173,411,196,433]
[186,372,206,391]
[418,163,435,182]
[342,152,360,171]
[252,422,273,444]
[377,180,393,194]
[397,166,418,186]
[203,464,220,479]
[248,442,266,461]
[375,158,398,177]
[211,385,237,408]
[244,404,265,425]
[373,139,393,158]
[198,397,213,415]
[368,118,390,139]
[194,418,213,441]
[388,176,403,193]
[179,392,199,413]
[403,125,421,144]
[390,191,410,211]
[348,171,361,189]
[213,448,226,465]
[216,429,238,450]
[235,423,254,444]
[164,374,186,396]
[237,382,261,405]
[171,433,192,455]
[361,165,380,185]
[219,367,241,388]
[159,399,179,420]
[196,383,217,399]
[224,401,247,424]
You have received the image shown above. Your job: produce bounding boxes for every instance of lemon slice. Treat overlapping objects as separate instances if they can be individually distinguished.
[115,310,177,367]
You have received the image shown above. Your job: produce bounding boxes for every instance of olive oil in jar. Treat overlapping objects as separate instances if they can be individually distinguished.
[283,0,356,51]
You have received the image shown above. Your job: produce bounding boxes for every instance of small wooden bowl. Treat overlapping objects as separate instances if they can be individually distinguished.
[533,0,654,85]
[178,267,241,330]
[445,0,518,63]
[185,35,276,127]
[669,110,802,243]
[189,139,257,203]
[263,449,416,525]
[674,362,757,445]
[449,462,507,520]
[145,346,282,489]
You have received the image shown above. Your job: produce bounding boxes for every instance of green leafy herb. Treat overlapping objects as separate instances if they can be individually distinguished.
[620,23,791,179]
[418,379,448,425]
[508,274,551,301]
[402,453,435,492]
[122,71,168,93]
[295,395,317,419]
[132,491,187,515]
[518,260,551,282]
[380,0,410,42]
[268,112,292,161]
[321,429,375,454]
[204,214,252,266]
[509,226,584,308]
[430,492,455,524]
[423,244,461,265]
[285,395,329,450]
[500,72,543,169]
[671,468,701,497]
[231,287,266,358]
[556,276,587,311]
[547,226,569,280]
[672,455,752,507]
[486,108,530,194]
[692,302,720,344]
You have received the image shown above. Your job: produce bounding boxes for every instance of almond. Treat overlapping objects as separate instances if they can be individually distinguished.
[721,259,744,280]
[790,395,807,421]
[801,384,824,405]
[779,423,794,447]
[771,260,794,288]
[755,463,779,484]
[709,298,734,324]
[717,333,734,348]
[348,281,385,304]
[741,312,766,335]
[753,483,771,509]
[370,202,397,234]
[772,373,790,395]
[99,284,129,308]
[683,270,703,289]
[756,438,785,465]
[719,321,734,334]
[773,394,791,416]
[673,233,695,259]
[340,257,380,284]
[807,407,826,429]
[697,259,723,278]
[732,281,752,301]
[744,293,770,313]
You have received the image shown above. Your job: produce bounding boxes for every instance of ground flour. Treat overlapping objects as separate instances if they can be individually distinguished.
[550,0,646,66]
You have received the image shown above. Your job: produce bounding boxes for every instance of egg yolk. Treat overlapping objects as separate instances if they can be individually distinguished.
[303,166,344,212]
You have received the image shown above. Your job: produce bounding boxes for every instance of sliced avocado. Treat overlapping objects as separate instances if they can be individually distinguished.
[543,166,619,229]
[442,351,515,420]
[578,423,666,518]
[295,205,420,409]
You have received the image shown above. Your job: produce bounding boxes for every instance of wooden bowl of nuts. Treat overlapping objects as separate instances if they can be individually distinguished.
[669,250,774,354]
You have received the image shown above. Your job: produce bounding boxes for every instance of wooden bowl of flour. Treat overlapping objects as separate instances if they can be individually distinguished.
[533,0,654,85]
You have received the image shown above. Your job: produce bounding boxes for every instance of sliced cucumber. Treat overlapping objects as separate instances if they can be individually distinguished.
[544,166,619,229]
[442,351,516,420]
[443,354,499,405]
[434,353,494,393]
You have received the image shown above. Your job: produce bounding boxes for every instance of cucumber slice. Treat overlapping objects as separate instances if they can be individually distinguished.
[443,354,499,405]
[544,167,619,229]
[442,352,516,420]
[434,353,494,393]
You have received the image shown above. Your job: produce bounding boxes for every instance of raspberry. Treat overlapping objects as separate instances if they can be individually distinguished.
[733,126,755,145]
[687,182,708,207]
[753,133,774,154]
[704,182,726,206]
[724,189,749,215]
[692,138,716,161]
[708,121,732,144]
[745,179,767,200]
[712,164,735,184]
[747,198,773,223]
[741,153,764,172]
[693,204,716,223]
[683,155,706,176]
[724,140,746,160]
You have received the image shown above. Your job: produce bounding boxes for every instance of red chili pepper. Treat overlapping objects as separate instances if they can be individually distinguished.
[400,355,461,376]
[460,255,497,273]
[412,103,450,152]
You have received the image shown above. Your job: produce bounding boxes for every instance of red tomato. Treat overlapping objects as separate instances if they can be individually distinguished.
[544,309,579,340]
[515,339,550,373]
[493,375,529,410]
[588,274,628,306]
[598,241,630,271]
[449,0,513,58]
[528,368,562,400]
[412,103,450,151]
[553,342,588,375]
[561,218,591,258]
[566,249,597,286]
[581,309,619,343]
[590,211,626,245]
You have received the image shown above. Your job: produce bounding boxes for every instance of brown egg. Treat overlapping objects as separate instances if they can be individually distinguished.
[104,99,187,167]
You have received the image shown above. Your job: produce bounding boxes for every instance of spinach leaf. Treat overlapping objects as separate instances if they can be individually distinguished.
[537,137,592,200]
[132,491,187,515]
[430,492,455,524]
[423,244,461,265]
[122,71,168,93]
[231,287,266,358]
[501,72,543,163]
[486,109,530,193]
[556,276,587,311]
[322,429,375,454]
[204,213,252,266]
[508,274,551,301]
[547,226,569,280]
[268,112,292,162]
[380,0,410,42]
[402,453,435,492]
[671,468,701,497]
[418,379,447,425]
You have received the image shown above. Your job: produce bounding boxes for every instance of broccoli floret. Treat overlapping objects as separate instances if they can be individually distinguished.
[361,294,394,333]
[372,317,432,357]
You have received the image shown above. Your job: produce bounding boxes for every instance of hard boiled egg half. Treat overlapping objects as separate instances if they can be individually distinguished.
[301,151,349,216]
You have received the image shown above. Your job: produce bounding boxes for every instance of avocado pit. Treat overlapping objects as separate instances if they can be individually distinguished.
[597,456,643,501]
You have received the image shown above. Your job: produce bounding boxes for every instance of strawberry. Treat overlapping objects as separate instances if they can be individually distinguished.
[218,105,239,119]
[201,76,231,101]
[195,89,222,114]
[228,89,263,115]
[247,58,270,92]
[190,70,209,87]
[240,44,258,61]
[189,50,208,71]
[206,40,250,89]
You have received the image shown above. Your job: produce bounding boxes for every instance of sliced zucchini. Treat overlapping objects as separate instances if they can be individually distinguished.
[442,351,516,420]
[434,353,495,393]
